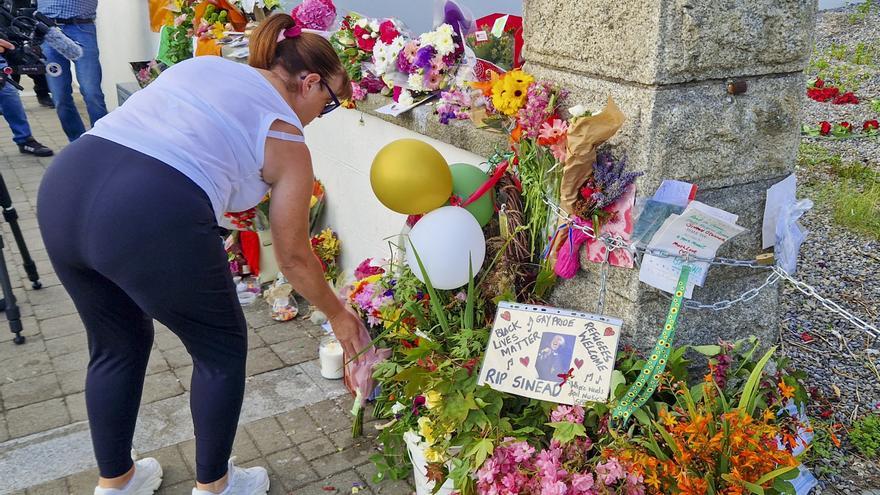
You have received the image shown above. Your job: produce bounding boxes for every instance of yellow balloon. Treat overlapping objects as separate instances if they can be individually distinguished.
[371,139,453,214]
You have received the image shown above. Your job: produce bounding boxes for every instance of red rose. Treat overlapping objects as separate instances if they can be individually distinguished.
[863,120,879,131]
[579,186,595,200]
[378,20,399,44]
[814,78,824,88]
[819,121,832,135]
[832,92,859,104]
[840,121,852,129]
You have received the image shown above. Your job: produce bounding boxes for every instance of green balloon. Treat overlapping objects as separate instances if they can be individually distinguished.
[448,163,494,227]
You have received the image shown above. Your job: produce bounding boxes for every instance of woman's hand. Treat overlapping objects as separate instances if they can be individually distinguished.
[0,39,14,53]
[328,308,369,364]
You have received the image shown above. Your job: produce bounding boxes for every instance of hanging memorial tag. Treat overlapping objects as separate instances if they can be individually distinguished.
[478,302,622,404]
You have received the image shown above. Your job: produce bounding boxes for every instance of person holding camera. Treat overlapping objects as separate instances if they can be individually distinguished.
[37,0,107,141]
[0,38,53,156]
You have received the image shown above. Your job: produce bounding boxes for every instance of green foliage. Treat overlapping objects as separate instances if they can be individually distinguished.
[827,180,880,240]
[872,99,880,115]
[849,0,877,24]
[798,143,843,170]
[829,43,848,61]
[850,414,880,458]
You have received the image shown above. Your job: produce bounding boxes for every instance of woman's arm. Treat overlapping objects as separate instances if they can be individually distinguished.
[262,122,367,360]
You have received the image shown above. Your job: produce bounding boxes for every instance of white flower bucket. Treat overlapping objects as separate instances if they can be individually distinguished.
[403,431,455,495]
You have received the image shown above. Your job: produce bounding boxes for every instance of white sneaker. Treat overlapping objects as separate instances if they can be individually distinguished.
[191,458,269,495]
[94,458,163,495]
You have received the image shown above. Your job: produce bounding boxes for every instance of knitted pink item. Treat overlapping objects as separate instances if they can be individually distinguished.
[554,217,592,279]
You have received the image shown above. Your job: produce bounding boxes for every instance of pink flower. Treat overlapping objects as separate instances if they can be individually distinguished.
[571,473,595,493]
[403,40,420,60]
[351,82,367,101]
[595,458,625,486]
[623,472,645,495]
[291,0,337,31]
[549,140,567,163]
[354,258,384,280]
[538,119,568,146]
[540,480,567,495]
[508,441,535,463]
[551,404,585,424]
[426,72,443,90]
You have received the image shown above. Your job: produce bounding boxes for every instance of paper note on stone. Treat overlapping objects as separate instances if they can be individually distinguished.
[652,179,697,208]
[638,201,745,297]
[762,174,796,249]
[375,93,437,117]
[478,302,622,404]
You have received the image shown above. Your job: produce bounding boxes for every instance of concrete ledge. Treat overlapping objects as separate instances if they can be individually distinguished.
[351,95,508,160]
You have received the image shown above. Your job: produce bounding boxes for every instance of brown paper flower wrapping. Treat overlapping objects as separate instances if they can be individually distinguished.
[559,97,626,215]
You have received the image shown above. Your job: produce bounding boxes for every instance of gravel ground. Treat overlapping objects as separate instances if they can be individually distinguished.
[780,4,880,493]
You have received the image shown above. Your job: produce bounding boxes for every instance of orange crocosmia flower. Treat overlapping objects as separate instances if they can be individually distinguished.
[778,380,796,399]
[510,123,524,143]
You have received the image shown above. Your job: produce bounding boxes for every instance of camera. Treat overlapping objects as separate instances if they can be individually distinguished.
[0,4,58,88]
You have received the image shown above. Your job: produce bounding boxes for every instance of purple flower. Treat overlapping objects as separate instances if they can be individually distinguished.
[591,152,643,209]
[414,46,436,69]
[412,395,426,415]
[396,50,414,73]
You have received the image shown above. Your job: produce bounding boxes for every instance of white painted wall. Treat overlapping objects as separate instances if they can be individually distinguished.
[305,108,486,276]
[95,0,160,109]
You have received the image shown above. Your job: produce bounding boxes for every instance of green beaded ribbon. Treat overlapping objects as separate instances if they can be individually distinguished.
[611,265,691,425]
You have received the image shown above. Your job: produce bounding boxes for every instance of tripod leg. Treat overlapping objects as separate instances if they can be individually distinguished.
[0,234,24,344]
[0,174,41,290]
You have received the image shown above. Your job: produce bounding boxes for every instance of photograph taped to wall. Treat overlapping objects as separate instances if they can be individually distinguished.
[478,302,623,405]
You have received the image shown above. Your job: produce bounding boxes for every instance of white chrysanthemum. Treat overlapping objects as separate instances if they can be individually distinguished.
[398,90,415,107]
[407,73,425,91]
[369,20,380,32]
[418,30,439,47]
[355,18,368,28]
[434,35,455,56]
[437,24,454,37]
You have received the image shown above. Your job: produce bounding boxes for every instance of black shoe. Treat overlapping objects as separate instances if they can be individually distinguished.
[37,94,55,108]
[19,138,54,157]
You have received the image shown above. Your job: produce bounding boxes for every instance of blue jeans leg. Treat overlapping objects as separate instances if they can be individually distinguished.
[44,23,108,141]
[0,82,33,145]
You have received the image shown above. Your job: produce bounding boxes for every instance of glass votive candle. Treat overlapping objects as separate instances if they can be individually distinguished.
[319,336,344,380]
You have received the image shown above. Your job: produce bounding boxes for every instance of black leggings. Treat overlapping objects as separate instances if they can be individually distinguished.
[37,136,247,483]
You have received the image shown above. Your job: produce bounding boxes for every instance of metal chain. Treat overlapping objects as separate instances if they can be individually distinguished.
[541,196,880,337]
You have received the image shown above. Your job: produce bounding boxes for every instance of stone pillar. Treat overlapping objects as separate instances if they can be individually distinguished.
[522,0,817,350]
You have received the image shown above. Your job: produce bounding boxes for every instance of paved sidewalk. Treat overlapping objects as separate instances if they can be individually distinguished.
[0,92,413,494]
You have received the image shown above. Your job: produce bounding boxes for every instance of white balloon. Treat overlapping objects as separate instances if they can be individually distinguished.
[406,206,486,290]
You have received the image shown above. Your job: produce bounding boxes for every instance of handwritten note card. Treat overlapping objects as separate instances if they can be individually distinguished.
[638,201,745,297]
[478,302,623,405]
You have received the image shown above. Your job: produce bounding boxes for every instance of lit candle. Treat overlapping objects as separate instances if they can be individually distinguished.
[319,336,344,379]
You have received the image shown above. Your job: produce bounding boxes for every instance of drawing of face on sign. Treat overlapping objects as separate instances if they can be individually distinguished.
[535,333,575,382]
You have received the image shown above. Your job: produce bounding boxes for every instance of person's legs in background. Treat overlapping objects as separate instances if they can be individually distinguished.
[68,23,107,129]
[11,73,56,108]
[42,40,85,141]
[0,80,53,156]
[30,74,55,108]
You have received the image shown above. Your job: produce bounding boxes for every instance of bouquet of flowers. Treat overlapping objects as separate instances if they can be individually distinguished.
[330,14,383,83]
[370,22,466,106]
[157,0,197,66]
[130,60,167,89]
[572,152,643,227]
[310,227,340,283]
[345,259,399,329]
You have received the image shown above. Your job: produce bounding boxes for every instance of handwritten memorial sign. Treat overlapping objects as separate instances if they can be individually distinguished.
[478,302,623,404]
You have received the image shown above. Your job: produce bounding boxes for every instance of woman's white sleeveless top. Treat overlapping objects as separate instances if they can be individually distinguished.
[88,56,304,222]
